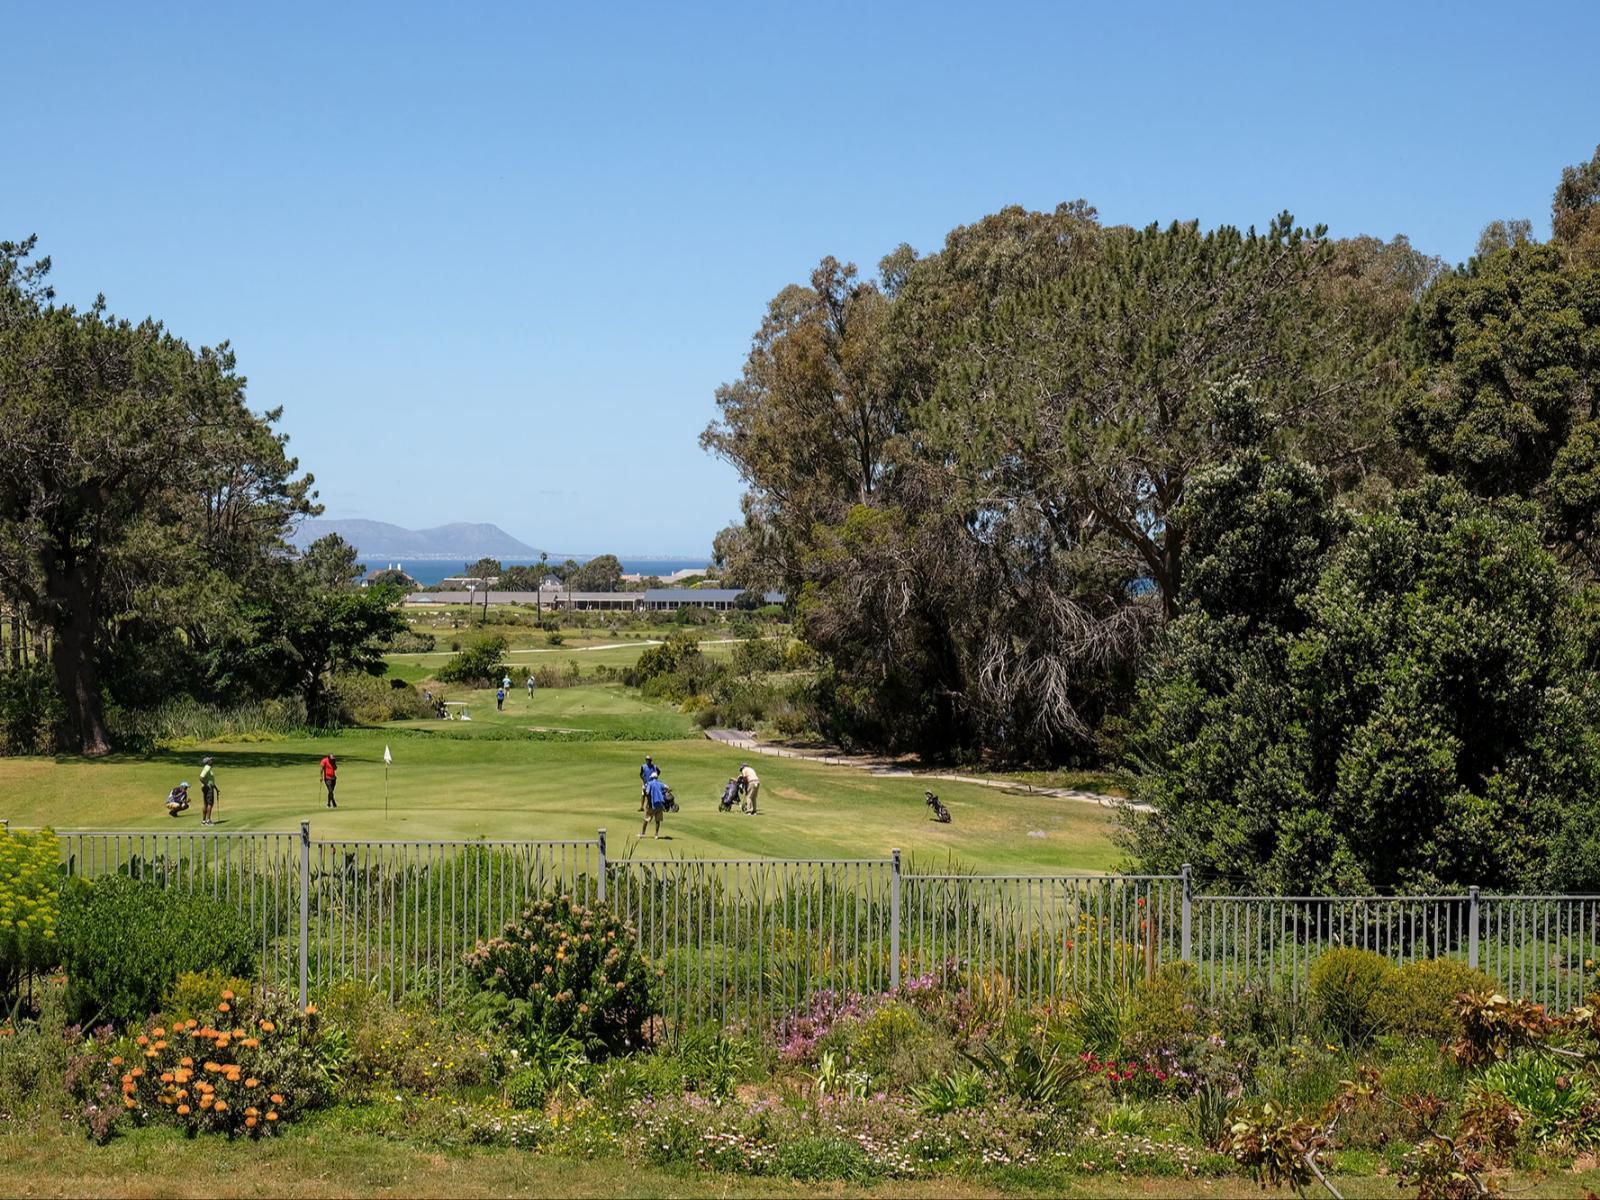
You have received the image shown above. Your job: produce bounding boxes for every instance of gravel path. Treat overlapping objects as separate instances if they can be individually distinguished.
[704,728,1148,812]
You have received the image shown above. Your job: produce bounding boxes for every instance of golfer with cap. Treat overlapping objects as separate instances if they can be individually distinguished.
[199,755,219,825]
[738,762,760,815]
[638,754,660,812]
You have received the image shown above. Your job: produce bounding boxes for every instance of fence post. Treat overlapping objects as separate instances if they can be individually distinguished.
[298,820,310,1010]
[597,828,607,905]
[1181,864,1193,963]
[1468,885,1480,971]
[890,848,902,992]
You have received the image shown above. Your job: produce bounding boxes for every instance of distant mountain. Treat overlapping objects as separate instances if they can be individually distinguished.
[288,519,540,561]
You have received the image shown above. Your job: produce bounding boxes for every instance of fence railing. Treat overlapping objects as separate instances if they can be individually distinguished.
[23,823,1600,1020]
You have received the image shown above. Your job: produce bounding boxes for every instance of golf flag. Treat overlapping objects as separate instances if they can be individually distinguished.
[384,745,392,765]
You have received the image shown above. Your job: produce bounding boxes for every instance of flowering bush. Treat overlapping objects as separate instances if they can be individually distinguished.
[78,988,342,1141]
[0,828,59,998]
[465,893,656,1057]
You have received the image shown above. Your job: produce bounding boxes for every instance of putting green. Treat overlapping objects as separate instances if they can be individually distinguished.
[0,684,1124,874]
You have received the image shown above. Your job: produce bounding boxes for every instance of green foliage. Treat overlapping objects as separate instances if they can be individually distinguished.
[464,893,656,1058]
[1309,948,1396,1046]
[1481,1052,1593,1142]
[962,1038,1082,1107]
[849,1002,922,1072]
[0,663,61,755]
[1375,959,1496,1042]
[1131,476,1600,892]
[911,1069,989,1115]
[58,876,256,1026]
[769,1134,878,1182]
[163,970,253,1021]
[330,672,431,724]
[437,635,510,686]
[0,237,318,754]
[0,827,59,996]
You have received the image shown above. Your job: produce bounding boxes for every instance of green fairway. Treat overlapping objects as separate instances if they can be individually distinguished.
[386,636,744,683]
[0,682,1121,874]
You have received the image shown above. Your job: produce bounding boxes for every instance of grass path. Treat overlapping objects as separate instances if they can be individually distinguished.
[6,1126,1588,1199]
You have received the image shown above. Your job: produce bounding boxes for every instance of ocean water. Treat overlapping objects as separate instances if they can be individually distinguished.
[396,558,711,586]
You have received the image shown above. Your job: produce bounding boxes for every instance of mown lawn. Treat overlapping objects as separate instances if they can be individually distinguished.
[0,685,1122,874]
[1,1126,1597,1199]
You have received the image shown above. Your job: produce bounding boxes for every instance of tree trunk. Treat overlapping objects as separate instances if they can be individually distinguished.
[47,566,113,756]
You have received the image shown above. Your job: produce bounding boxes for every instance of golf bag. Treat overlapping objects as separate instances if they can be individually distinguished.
[718,778,741,812]
[660,784,679,814]
[925,790,951,823]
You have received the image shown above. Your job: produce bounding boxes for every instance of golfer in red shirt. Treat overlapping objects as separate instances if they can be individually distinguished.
[320,754,338,808]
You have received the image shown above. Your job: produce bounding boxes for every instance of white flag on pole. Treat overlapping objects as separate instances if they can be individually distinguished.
[383,745,392,765]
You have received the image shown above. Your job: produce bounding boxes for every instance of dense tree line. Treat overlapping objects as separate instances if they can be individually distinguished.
[0,239,403,755]
[708,144,1600,890]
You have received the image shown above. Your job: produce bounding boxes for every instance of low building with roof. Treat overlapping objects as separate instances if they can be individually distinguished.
[402,586,784,613]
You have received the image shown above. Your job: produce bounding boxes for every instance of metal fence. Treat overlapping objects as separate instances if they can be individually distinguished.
[23,824,1600,1020]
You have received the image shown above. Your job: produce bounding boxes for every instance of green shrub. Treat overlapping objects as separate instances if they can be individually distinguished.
[331,672,431,723]
[0,663,60,755]
[0,981,71,1123]
[850,1002,922,1072]
[911,1069,988,1115]
[505,1067,547,1110]
[436,636,509,685]
[465,893,656,1058]
[164,970,254,1021]
[1375,958,1495,1042]
[770,1133,878,1182]
[320,983,505,1099]
[387,629,436,654]
[1308,947,1395,1045]
[58,876,256,1026]
[0,827,60,998]
[1481,1051,1594,1142]
[1126,963,1202,1061]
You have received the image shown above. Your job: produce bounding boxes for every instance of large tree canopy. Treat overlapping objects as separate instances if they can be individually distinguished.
[0,238,316,753]
[1127,475,1600,893]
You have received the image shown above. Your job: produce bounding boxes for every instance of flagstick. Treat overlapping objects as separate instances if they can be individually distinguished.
[385,763,390,820]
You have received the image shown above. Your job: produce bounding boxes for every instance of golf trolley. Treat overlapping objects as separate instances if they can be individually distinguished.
[718,777,742,812]
[925,790,951,823]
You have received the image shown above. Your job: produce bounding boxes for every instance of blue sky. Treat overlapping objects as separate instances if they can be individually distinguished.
[7,1,1598,556]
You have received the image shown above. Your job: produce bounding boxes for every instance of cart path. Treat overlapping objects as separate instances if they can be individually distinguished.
[703,728,1149,812]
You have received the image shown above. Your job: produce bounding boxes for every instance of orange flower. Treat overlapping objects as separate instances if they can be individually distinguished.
[246,1107,259,1117]
[123,1097,136,1109]
[242,1038,259,1048]
[304,1004,317,1016]
[110,1056,122,1067]
[221,990,235,1001]
[144,1049,158,1059]
[217,1002,231,1014]
[121,1074,132,1085]
[245,1078,259,1089]
[200,1096,213,1109]
[215,1037,231,1050]
[214,1101,228,1113]
[130,1067,144,1079]
[153,1040,167,1051]
[204,1062,220,1073]
[180,1056,193,1067]
[245,1116,257,1128]
[160,1073,174,1084]
[270,1094,283,1105]
[136,1035,149,1047]
[266,1112,278,1121]
[151,1027,166,1038]
[259,1021,275,1033]
[185,1019,198,1030]
[177,1104,191,1116]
